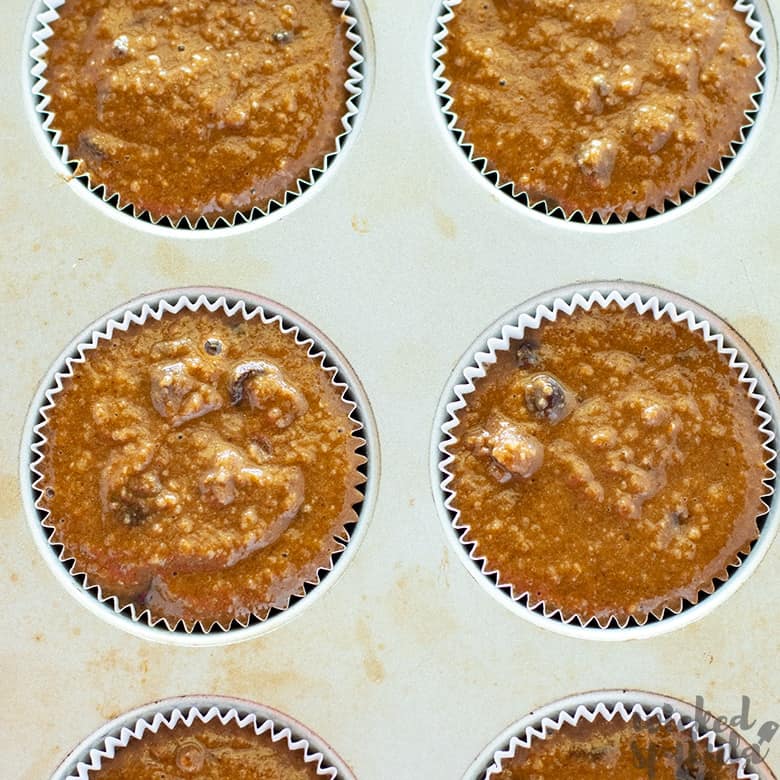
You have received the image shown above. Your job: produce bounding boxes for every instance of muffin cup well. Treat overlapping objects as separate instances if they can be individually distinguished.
[431,282,778,639]
[431,0,768,227]
[52,695,356,779]
[28,0,367,232]
[464,690,773,780]
[21,287,379,645]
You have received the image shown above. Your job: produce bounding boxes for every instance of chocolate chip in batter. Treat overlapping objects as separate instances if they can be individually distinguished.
[524,373,571,422]
[204,338,223,356]
[516,341,539,368]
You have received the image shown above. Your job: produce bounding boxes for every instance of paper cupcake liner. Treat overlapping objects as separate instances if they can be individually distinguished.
[465,690,773,779]
[52,695,355,779]
[28,0,366,230]
[434,283,778,636]
[22,288,377,643]
[432,0,767,225]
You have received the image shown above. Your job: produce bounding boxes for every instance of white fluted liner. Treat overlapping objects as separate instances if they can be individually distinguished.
[432,0,766,225]
[51,696,355,779]
[433,283,778,638]
[22,288,378,645]
[464,691,770,780]
[29,0,366,230]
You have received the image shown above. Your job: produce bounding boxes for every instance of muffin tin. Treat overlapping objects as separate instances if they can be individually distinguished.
[4,0,780,777]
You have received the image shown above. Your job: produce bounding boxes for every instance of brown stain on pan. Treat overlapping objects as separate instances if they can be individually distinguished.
[88,645,171,718]
[438,547,451,588]
[390,565,460,644]
[0,647,70,777]
[433,207,457,240]
[98,246,118,270]
[154,241,193,279]
[351,215,370,235]
[356,615,386,684]
[207,648,335,700]
[0,473,20,510]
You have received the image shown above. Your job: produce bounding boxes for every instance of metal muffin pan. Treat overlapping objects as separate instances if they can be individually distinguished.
[3,0,780,777]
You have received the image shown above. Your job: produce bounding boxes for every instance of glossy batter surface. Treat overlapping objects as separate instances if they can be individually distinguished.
[39,309,363,629]
[44,0,352,224]
[448,305,767,624]
[91,719,321,779]
[493,717,740,778]
[442,0,762,220]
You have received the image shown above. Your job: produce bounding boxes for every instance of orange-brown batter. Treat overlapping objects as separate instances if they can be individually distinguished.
[442,0,762,221]
[39,309,363,629]
[448,305,768,624]
[92,719,321,779]
[44,0,352,224]
[495,716,740,778]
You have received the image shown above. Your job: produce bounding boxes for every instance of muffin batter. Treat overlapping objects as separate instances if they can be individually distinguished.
[91,719,321,779]
[38,309,363,629]
[442,0,762,220]
[44,0,352,224]
[494,716,742,778]
[448,304,768,624]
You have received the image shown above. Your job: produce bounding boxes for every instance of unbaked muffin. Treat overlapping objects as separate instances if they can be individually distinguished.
[40,0,359,225]
[491,714,745,779]
[446,302,770,625]
[89,718,322,779]
[35,301,365,630]
[439,0,763,221]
